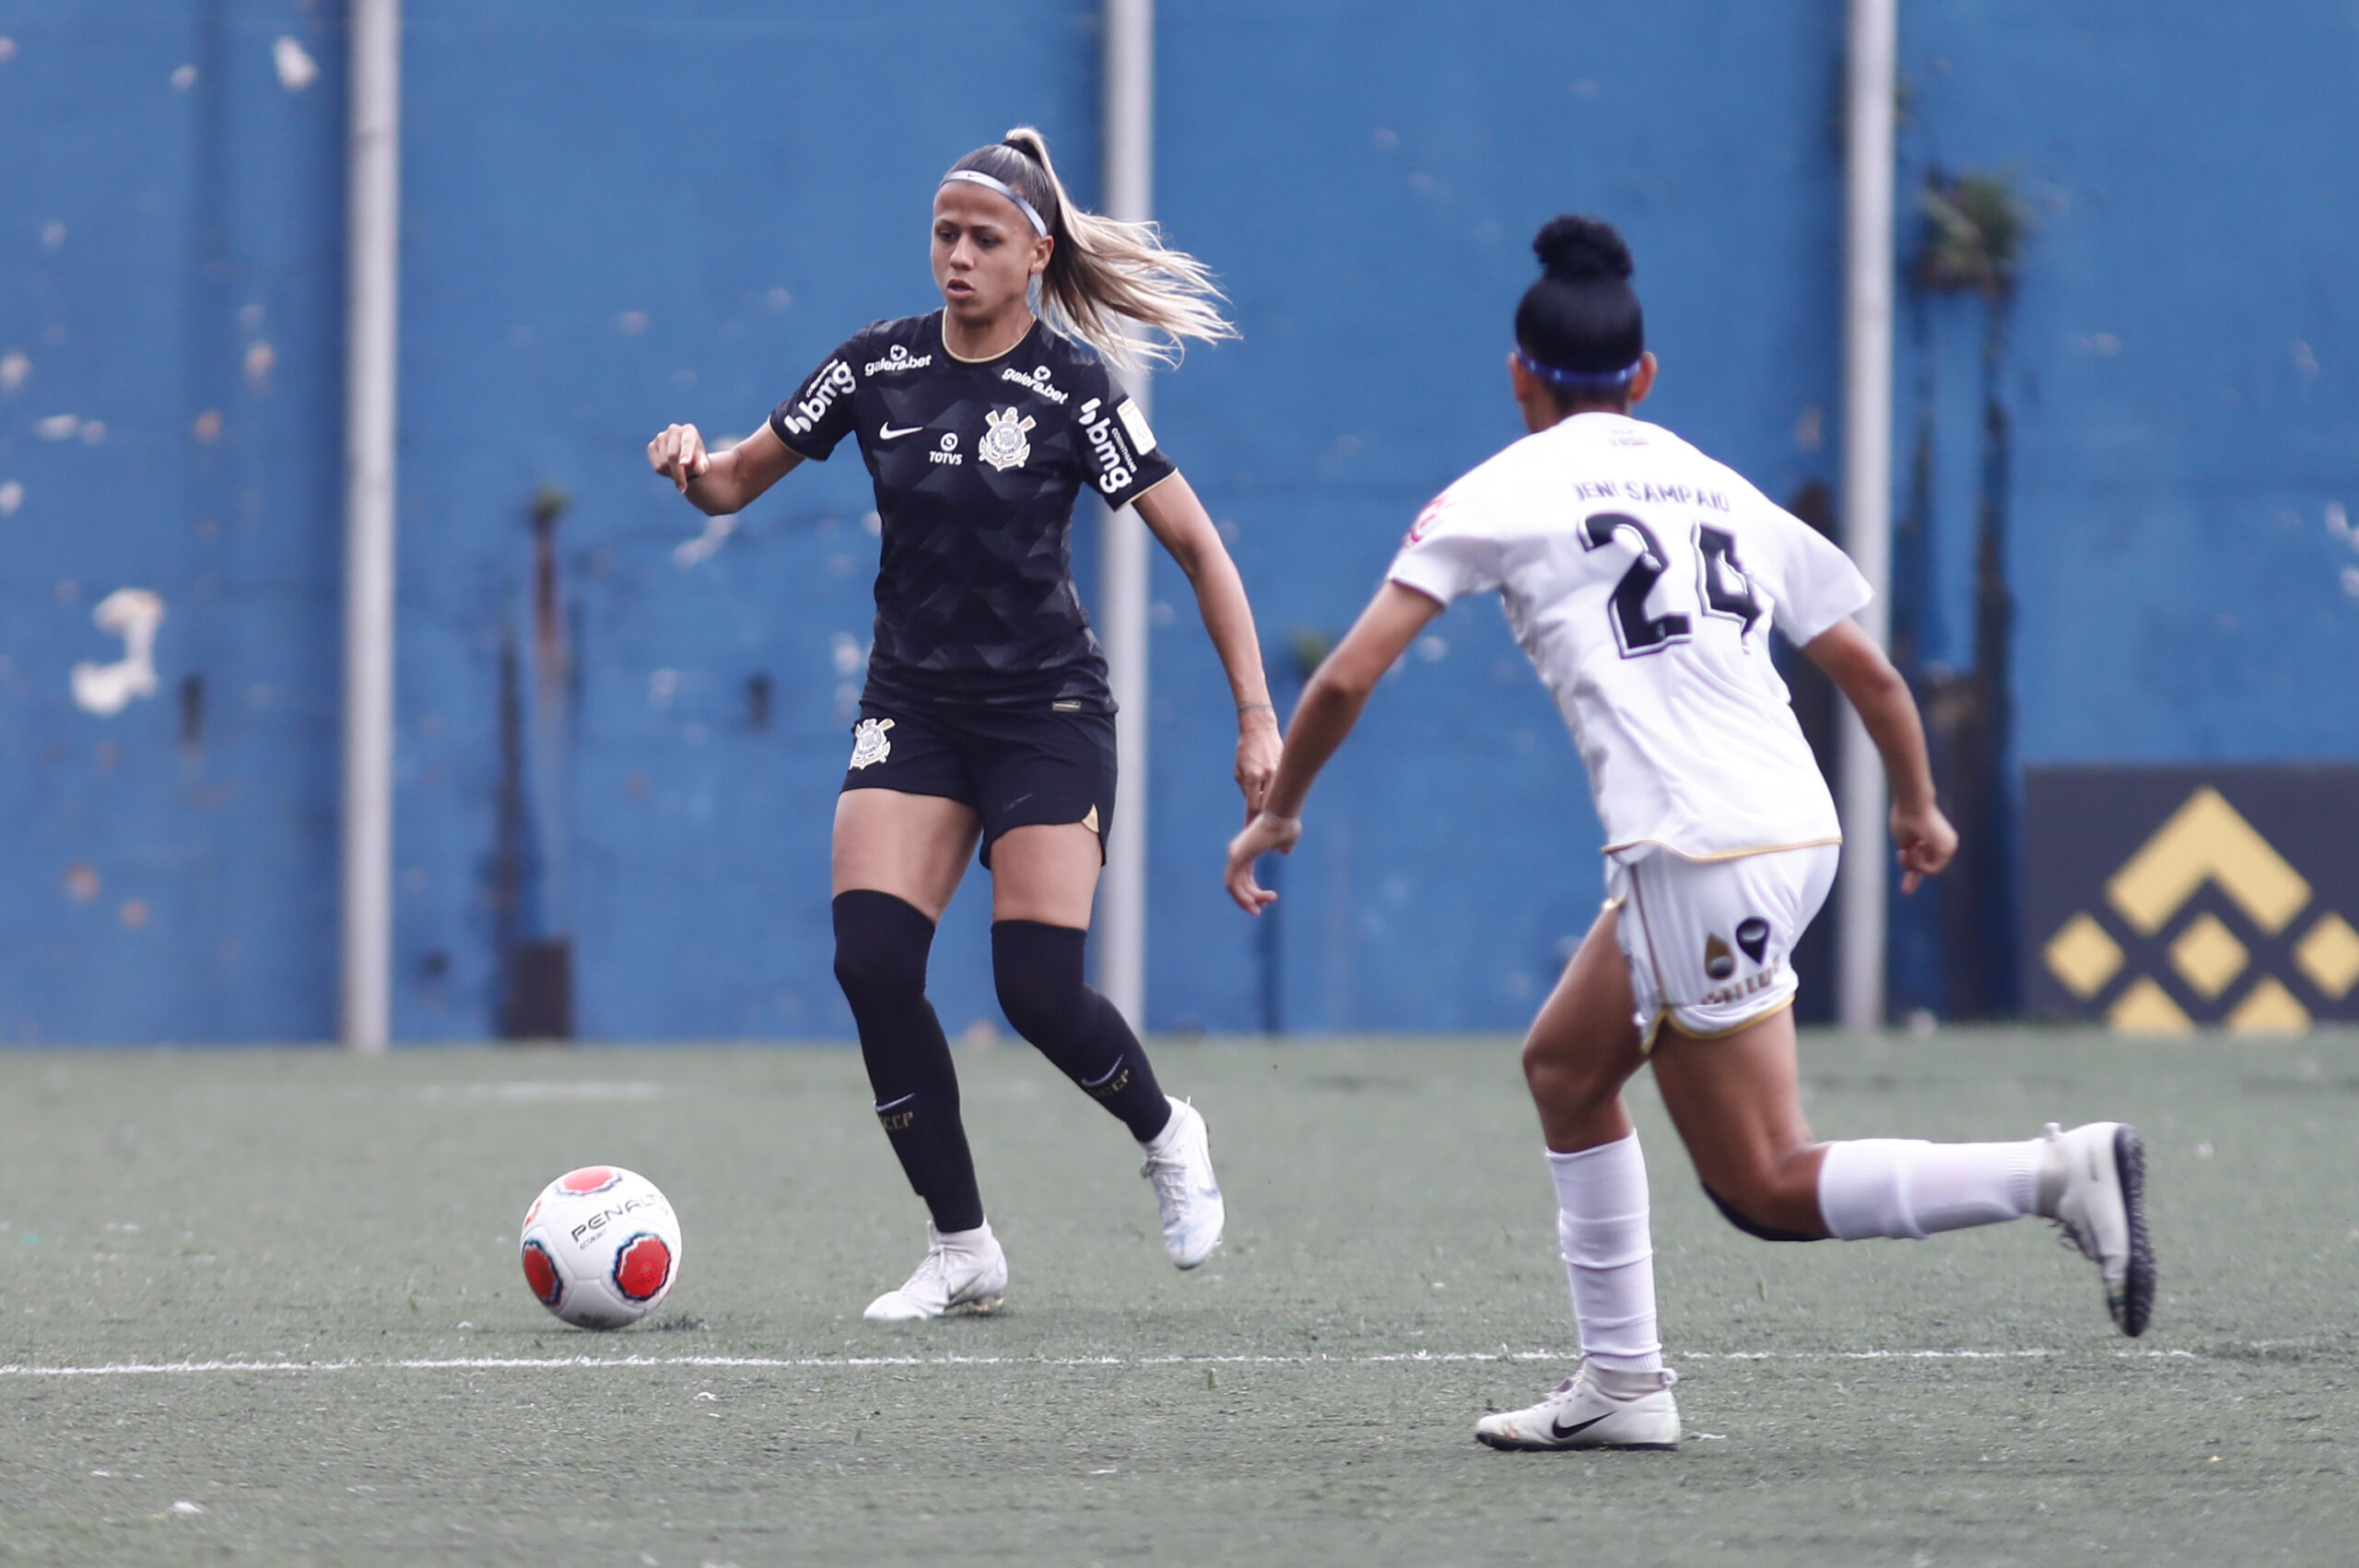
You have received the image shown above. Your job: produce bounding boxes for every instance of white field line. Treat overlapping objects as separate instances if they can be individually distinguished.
[0,1347,2198,1379]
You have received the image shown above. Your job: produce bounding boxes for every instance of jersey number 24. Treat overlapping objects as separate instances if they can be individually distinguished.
[1579,511,1763,658]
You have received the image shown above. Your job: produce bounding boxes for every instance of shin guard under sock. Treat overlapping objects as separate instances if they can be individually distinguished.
[1546,1133,1664,1375]
[992,919,1173,1142]
[833,891,984,1234]
[1816,1137,2044,1240]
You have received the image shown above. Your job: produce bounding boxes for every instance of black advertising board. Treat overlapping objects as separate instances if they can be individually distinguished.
[2022,766,2359,1032]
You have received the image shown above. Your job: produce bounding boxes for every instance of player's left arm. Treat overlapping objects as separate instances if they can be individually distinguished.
[1801,616,1957,893]
[1222,580,1441,913]
[1133,473,1281,813]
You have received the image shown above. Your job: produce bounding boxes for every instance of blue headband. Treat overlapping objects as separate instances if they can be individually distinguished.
[940,170,1050,238]
[1515,346,1641,390]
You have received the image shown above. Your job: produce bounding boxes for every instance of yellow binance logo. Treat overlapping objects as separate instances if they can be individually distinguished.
[2043,787,2359,1033]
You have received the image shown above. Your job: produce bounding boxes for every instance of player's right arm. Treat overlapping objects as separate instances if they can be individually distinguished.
[1223,580,1442,912]
[647,420,803,517]
[1801,616,1956,894]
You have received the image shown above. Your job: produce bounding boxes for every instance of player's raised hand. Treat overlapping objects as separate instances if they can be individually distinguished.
[647,423,711,493]
[1223,810,1301,914]
[1891,799,1957,895]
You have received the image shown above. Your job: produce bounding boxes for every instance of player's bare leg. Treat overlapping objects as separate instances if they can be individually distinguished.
[1479,906,1680,1451]
[1649,1007,1829,1238]
[1520,906,1648,1153]
[991,823,1223,1268]
[832,788,978,918]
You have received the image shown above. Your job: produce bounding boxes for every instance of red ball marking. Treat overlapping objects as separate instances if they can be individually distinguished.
[557,1166,621,1196]
[520,1239,563,1306]
[612,1234,673,1302]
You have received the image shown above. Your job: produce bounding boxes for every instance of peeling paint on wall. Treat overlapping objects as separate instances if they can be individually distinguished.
[673,511,736,567]
[271,36,316,92]
[70,590,165,717]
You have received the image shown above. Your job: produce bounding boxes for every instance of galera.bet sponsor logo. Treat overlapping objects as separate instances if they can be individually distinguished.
[866,344,933,376]
[1001,364,1068,404]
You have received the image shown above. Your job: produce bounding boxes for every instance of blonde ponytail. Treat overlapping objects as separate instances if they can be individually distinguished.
[945,127,1238,372]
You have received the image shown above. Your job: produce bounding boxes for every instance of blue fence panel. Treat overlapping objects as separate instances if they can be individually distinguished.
[1151,0,1847,1031]
[0,1,346,1042]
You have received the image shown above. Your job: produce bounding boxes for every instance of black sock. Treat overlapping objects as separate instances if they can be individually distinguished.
[833,891,984,1234]
[992,919,1174,1142]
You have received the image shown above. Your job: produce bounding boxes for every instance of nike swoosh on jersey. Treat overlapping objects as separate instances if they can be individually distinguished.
[878,423,923,439]
[1549,1411,1612,1441]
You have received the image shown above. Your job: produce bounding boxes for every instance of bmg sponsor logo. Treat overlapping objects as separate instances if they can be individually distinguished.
[2025,767,2359,1033]
[1077,397,1136,495]
[779,359,856,435]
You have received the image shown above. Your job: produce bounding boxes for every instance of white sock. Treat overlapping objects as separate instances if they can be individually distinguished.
[1816,1138,2044,1240]
[1546,1133,1662,1375]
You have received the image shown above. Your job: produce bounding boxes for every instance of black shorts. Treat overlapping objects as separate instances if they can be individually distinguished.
[840,700,1117,867]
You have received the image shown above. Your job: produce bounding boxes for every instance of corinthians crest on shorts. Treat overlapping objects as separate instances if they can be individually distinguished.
[979,406,1036,472]
[849,717,894,769]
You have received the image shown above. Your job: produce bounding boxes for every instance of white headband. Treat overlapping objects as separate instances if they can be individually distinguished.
[940,170,1050,238]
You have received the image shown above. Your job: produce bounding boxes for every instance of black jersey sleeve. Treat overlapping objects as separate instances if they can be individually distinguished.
[1070,361,1178,509]
[767,325,875,461]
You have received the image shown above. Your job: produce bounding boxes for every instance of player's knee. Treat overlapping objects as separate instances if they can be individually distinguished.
[1700,1180,1823,1243]
[1701,1150,1829,1241]
[991,919,1086,1040]
[1521,1032,1614,1114]
[831,890,935,1004]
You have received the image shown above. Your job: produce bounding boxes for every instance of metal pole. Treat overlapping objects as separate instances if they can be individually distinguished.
[1837,0,1895,1031]
[1098,0,1153,1028]
[339,0,401,1051]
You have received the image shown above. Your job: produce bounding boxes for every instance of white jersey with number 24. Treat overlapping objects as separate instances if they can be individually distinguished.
[1387,411,1872,863]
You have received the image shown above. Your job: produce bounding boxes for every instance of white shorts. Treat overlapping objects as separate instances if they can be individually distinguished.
[1607,842,1839,1050]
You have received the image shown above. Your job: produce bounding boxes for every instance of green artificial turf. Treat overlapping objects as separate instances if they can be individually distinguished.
[3,1029,2353,1564]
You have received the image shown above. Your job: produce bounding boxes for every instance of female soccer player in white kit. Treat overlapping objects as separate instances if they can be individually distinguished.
[1225,216,2154,1450]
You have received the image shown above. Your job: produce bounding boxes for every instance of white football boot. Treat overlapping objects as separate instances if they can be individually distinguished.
[862,1221,1008,1322]
[2039,1120,2155,1337]
[1140,1096,1225,1270]
[1475,1360,1681,1452]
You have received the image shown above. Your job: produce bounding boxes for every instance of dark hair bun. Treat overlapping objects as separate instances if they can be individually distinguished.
[1532,215,1633,283]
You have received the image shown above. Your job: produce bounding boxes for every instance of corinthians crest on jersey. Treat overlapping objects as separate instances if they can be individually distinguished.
[979,406,1036,472]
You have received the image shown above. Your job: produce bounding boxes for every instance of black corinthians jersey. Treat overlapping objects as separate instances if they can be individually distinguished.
[769,311,1175,714]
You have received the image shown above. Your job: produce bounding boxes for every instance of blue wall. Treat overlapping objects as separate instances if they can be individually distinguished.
[3,1,2353,1040]
[0,1,346,1041]
[1896,0,2359,760]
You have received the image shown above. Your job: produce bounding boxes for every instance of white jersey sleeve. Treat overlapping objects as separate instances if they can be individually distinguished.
[1386,486,1507,606]
[1741,487,1873,647]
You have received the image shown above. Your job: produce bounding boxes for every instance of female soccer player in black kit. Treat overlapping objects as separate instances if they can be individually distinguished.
[649,129,1276,1321]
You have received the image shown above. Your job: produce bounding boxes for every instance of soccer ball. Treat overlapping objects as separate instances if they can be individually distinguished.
[518,1165,682,1329]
